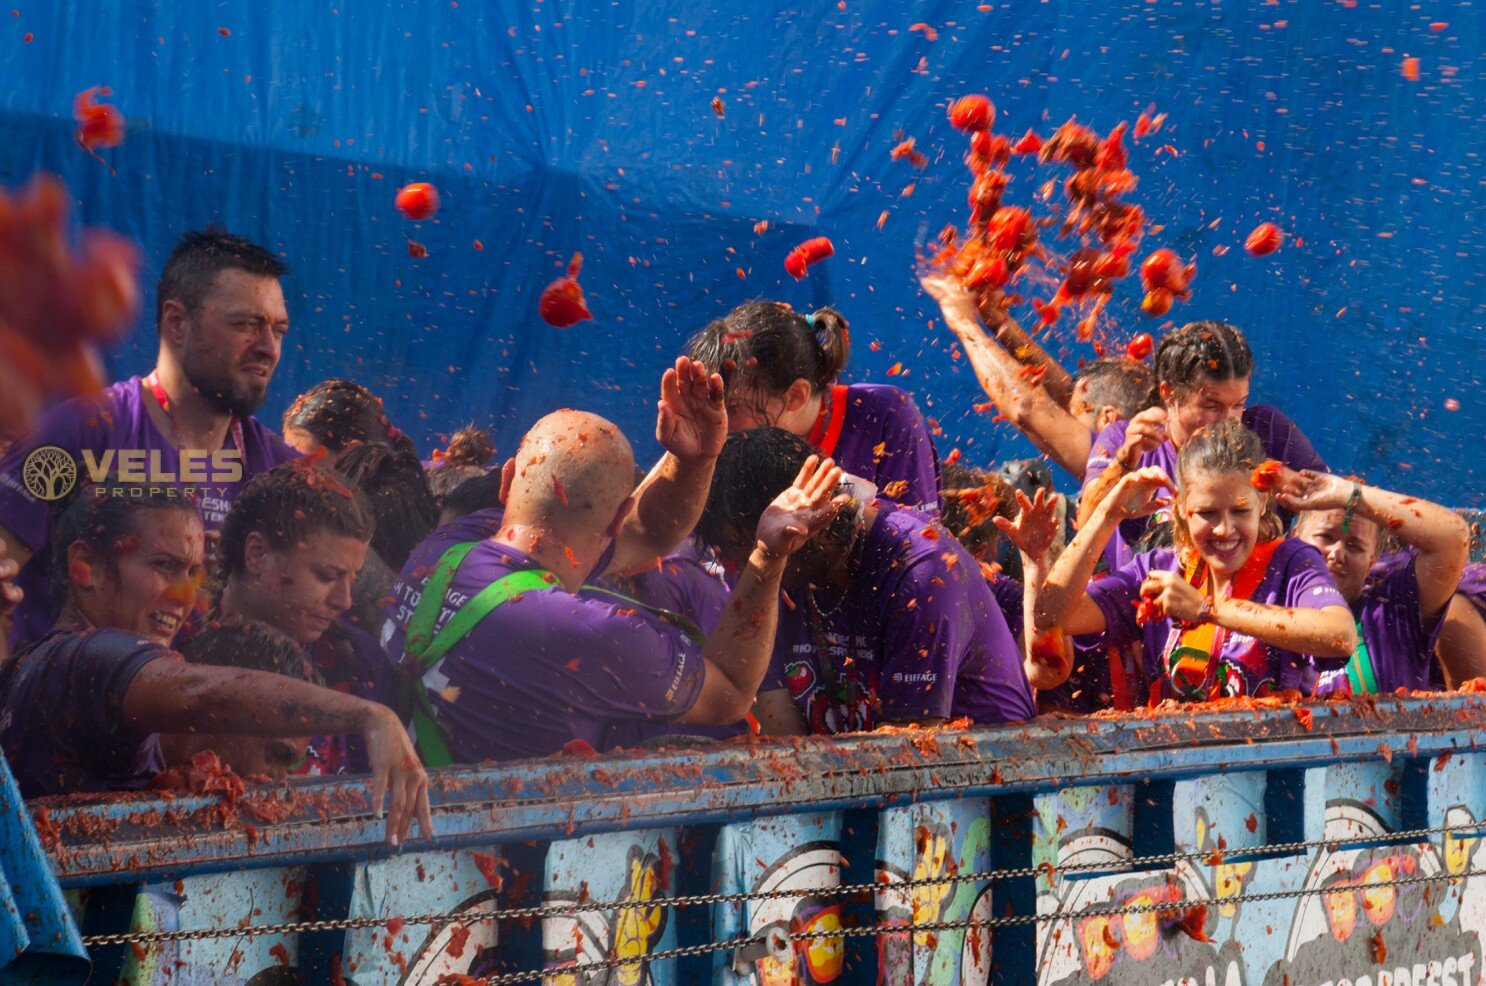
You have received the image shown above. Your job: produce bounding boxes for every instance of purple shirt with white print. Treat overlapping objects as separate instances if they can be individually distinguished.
[1086,539,1347,703]
[762,503,1034,733]
[0,377,297,647]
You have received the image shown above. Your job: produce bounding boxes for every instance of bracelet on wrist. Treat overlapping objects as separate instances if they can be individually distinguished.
[1340,483,1363,533]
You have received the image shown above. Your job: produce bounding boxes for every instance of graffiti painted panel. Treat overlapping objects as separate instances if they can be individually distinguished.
[118,868,304,984]
[341,850,503,984]
[712,812,843,986]
[543,828,678,985]
[874,799,991,986]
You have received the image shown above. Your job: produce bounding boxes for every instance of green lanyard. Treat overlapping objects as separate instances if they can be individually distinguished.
[401,544,710,767]
[1343,619,1378,695]
[403,543,559,766]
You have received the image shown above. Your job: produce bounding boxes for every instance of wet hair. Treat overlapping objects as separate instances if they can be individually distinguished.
[1172,419,1282,553]
[50,484,203,601]
[335,443,439,569]
[219,463,375,581]
[282,379,412,455]
[940,463,1016,562]
[440,471,503,519]
[1073,357,1156,420]
[697,427,854,554]
[155,228,288,331]
[1153,321,1253,402]
[427,425,496,502]
[182,620,323,686]
[686,301,851,408]
[434,425,495,470]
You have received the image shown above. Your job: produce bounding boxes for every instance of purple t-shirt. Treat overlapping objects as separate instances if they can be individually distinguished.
[1086,539,1347,703]
[1457,563,1486,621]
[382,540,706,762]
[1316,557,1447,696]
[1083,404,1326,568]
[822,383,941,516]
[763,504,1034,732]
[0,627,167,798]
[0,376,297,646]
[623,540,729,638]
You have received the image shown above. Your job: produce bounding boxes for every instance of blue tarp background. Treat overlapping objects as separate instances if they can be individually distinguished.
[0,1,1480,504]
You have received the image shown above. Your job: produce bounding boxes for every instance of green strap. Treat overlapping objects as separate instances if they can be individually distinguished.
[402,543,558,766]
[1344,618,1379,696]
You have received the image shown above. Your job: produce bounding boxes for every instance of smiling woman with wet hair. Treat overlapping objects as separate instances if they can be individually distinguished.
[1036,419,1356,704]
[0,484,429,842]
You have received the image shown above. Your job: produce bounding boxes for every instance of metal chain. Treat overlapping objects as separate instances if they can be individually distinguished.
[476,866,1486,985]
[80,818,1486,948]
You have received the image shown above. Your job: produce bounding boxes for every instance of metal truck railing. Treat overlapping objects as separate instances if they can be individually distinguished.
[25,691,1486,984]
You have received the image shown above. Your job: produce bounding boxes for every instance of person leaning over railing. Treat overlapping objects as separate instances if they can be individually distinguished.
[1282,471,1470,695]
[695,427,1035,737]
[0,484,430,844]
[212,462,399,776]
[379,358,845,765]
[1034,420,1356,705]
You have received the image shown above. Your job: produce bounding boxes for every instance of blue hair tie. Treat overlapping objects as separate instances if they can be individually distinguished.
[804,313,816,328]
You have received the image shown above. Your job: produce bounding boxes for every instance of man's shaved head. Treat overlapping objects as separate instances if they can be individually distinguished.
[504,410,636,529]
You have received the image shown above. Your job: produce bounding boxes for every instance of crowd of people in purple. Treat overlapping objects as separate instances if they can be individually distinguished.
[0,229,1479,839]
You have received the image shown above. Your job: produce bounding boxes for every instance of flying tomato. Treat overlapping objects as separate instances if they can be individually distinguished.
[783,236,834,280]
[1244,222,1284,256]
[538,252,593,328]
[394,182,440,221]
[948,94,994,132]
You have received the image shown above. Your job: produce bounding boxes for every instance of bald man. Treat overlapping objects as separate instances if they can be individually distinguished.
[382,358,844,763]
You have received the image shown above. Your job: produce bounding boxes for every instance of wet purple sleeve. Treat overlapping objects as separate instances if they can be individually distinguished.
[878,391,941,515]
[987,574,1025,642]
[1085,554,1156,649]
[66,632,171,753]
[0,397,99,551]
[569,601,707,721]
[1083,419,1129,492]
[1247,406,1327,474]
[876,559,974,722]
[1281,542,1349,613]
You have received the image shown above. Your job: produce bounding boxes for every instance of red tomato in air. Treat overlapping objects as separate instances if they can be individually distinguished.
[1012,130,1043,155]
[1250,460,1284,492]
[1141,290,1173,318]
[1245,222,1284,256]
[1126,333,1153,360]
[73,87,125,150]
[948,95,994,132]
[1140,249,1194,296]
[538,252,592,327]
[784,236,834,280]
[394,182,440,221]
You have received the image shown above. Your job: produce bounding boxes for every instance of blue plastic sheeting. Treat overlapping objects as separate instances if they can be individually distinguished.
[0,2,1479,504]
[0,753,87,978]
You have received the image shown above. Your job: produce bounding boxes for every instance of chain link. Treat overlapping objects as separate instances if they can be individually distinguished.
[476,866,1486,985]
[79,817,1486,949]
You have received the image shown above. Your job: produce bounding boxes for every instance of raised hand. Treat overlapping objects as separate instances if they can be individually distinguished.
[1108,466,1176,521]
[919,270,977,314]
[993,488,1061,561]
[656,356,727,462]
[1116,407,1170,469]
[755,456,846,558]
[1276,469,1352,513]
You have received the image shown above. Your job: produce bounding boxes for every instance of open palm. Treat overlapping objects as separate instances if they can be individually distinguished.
[756,456,846,557]
[656,356,727,461]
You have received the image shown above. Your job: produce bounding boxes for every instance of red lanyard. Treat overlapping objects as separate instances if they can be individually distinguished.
[143,372,245,455]
[806,384,849,457]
